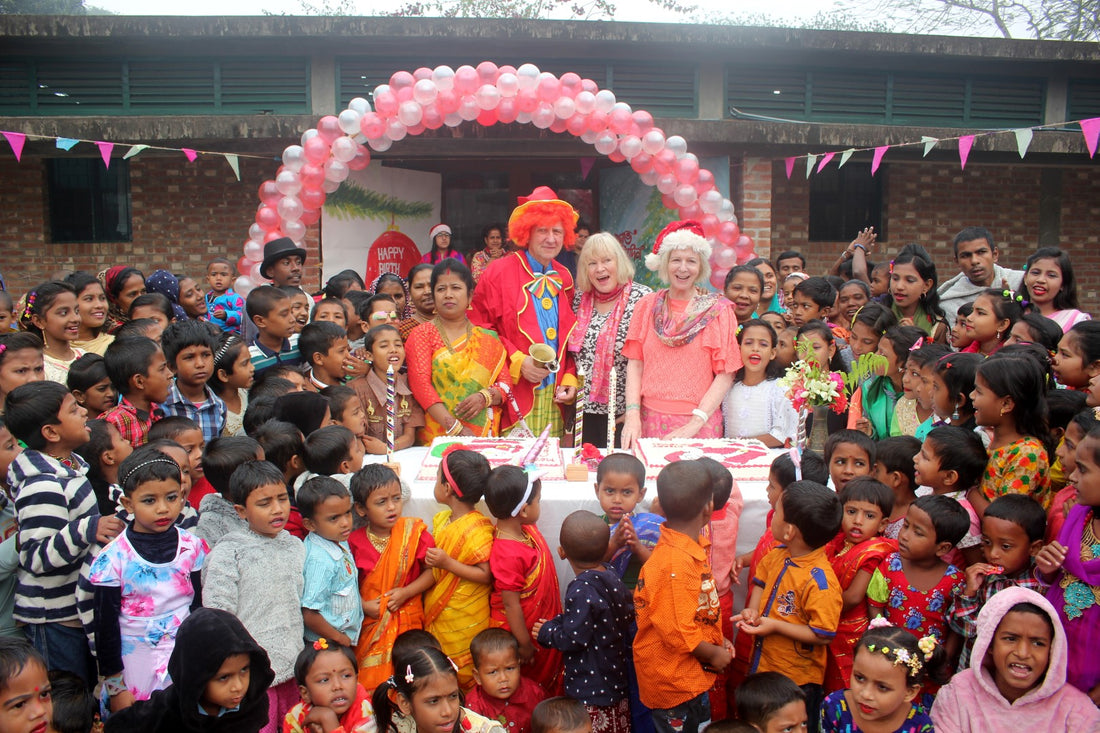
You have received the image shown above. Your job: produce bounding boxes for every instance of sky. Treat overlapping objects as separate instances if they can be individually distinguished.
[90,0,839,24]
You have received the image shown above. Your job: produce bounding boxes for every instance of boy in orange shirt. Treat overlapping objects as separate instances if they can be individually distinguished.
[634,461,734,733]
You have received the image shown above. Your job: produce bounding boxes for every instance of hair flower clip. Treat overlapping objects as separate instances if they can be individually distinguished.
[917,634,938,660]
[405,664,415,684]
[313,638,328,651]
[869,616,893,630]
[909,336,926,352]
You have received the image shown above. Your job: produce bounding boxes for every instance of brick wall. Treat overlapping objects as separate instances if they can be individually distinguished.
[1,155,321,297]
[769,159,1100,314]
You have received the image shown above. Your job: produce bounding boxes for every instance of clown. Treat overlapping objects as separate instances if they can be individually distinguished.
[469,187,579,437]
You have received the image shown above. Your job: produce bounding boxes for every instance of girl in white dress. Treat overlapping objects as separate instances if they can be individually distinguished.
[722,319,797,447]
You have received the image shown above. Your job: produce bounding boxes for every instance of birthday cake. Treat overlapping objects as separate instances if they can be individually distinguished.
[417,437,567,482]
[634,439,774,483]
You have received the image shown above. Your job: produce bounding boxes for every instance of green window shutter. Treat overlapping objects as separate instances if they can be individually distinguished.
[968,76,1045,127]
[891,74,967,126]
[219,58,309,114]
[727,69,809,119]
[35,59,124,114]
[1068,78,1100,120]
[0,60,33,114]
[810,71,887,123]
[128,59,216,112]
[606,61,695,118]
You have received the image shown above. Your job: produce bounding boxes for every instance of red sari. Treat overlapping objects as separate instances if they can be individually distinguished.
[825,534,897,691]
[488,526,563,695]
[348,517,435,692]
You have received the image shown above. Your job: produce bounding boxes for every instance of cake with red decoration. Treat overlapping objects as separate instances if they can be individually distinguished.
[417,437,566,482]
[634,438,774,482]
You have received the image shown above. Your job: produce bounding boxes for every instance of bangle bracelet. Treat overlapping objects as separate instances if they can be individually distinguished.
[478,389,492,405]
[853,243,867,252]
[691,408,709,422]
[625,403,641,412]
[446,420,462,435]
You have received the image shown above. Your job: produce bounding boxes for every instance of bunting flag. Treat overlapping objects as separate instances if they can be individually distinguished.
[958,135,975,170]
[871,146,888,175]
[55,137,79,151]
[921,136,938,157]
[95,141,113,169]
[123,144,149,160]
[1013,128,1033,159]
[839,148,854,168]
[181,148,198,162]
[1083,118,1100,158]
[579,156,595,179]
[805,154,818,178]
[224,153,241,181]
[2,132,25,162]
[816,151,835,173]
[784,157,796,179]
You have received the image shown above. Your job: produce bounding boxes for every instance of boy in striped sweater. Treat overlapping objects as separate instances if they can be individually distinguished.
[4,381,124,685]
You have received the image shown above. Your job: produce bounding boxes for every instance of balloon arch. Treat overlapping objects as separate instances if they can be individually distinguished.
[237,61,755,294]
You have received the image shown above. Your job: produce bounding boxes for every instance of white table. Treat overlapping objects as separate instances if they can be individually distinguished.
[365,447,773,609]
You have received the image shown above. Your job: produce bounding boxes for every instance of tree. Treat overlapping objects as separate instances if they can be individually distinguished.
[0,0,85,12]
[694,9,894,32]
[843,0,1099,40]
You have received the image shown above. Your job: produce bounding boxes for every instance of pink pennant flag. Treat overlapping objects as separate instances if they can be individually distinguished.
[95,141,113,169]
[579,156,595,179]
[958,135,975,170]
[816,152,835,173]
[2,132,25,162]
[1082,118,1100,158]
[871,146,888,176]
[784,157,795,179]
[182,148,198,163]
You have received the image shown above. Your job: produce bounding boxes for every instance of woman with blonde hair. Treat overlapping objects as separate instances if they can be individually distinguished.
[621,221,741,448]
[567,232,651,448]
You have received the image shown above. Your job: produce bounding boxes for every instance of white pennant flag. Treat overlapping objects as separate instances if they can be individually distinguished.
[806,154,818,179]
[839,149,855,168]
[224,154,241,181]
[1013,128,1033,159]
[123,144,149,160]
[921,136,938,157]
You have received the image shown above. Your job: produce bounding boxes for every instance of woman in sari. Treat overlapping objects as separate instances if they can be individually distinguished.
[348,465,435,693]
[621,220,741,449]
[406,259,513,441]
[470,222,508,282]
[567,232,651,449]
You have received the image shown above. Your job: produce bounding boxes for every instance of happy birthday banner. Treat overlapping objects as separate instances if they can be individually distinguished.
[782,117,1100,179]
[0,130,280,181]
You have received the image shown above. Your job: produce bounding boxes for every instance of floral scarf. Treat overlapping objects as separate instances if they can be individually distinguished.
[652,290,724,347]
[568,282,632,404]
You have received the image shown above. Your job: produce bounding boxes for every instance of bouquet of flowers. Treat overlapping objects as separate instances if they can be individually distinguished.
[778,342,849,415]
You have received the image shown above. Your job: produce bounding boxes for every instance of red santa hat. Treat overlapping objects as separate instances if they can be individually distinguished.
[645,220,710,272]
[429,223,452,242]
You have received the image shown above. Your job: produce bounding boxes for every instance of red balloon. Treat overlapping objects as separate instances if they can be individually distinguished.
[701,214,721,239]
[550,117,569,134]
[477,108,499,126]
[300,187,326,210]
[258,180,281,207]
[537,75,561,103]
[678,202,703,220]
[652,148,677,175]
[407,123,426,136]
[630,152,653,174]
[560,72,582,98]
[347,145,370,171]
[255,206,280,232]
[396,85,413,103]
[735,234,754,254]
[586,110,608,133]
[300,208,321,226]
[632,110,654,133]
[710,267,730,291]
[299,163,325,189]
[359,112,386,139]
[454,66,479,95]
[476,61,500,84]
[661,193,677,210]
[317,116,342,145]
[516,89,538,113]
[697,169,716,191]
[263,230,284,243]
[718,221,741,245]
[436,89,460,115]
[373,88,398,116]
[608,149,626,163]
[237,256,253,276]
[565,113,588,136]
[303,137,329,166]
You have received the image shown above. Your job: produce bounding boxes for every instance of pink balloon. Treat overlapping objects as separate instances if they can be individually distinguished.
[718,221,740,245]
[300,208,321,226]
[317,116,342,145]
[565,113,588,136]
[629,152,653,174]
[303,137,329,166]
[713,245,737,271]
[300,187,326,210]
[632,110,654,133]
[390,70,415,91]
[657,174,678,195]
[373,87,397,116]
[359,112,386,140]
[673,185,698,208]
[560,72,582,98]
[422,104,443,130]
[608,149,626,163]
[608,104,633,135]
[436,89,460,115]
[347,144,370,171]
[395,85,413,103]
[586,110,608,133]
[454,66,479,95]
[263,230,283,244]
[476,61,500,84]
[477,107,499,126]
[710,267,730,291]
[299,163,325,189]
[237,256,253,277]
[661,192,678,210]
[249,262,265,283]
[652,148,676,175]
[674,156,700,184]
[243,240,264,262]
[697,169,716,191]
[701,214,721,239]
[580,78,599,93]
[412,67,432,81]
[515,89,538,113]
[735,234,754,254]
[255,206,280,232]
[258,180,281,207]
[499,64,517,76]
[536,74,561,103]
[677,200,702,219]
[407,122,425,136]
[497,97,518,124]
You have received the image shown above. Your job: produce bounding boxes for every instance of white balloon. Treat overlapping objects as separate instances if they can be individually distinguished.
[594,133,617,155]
[574,91,596,115]
[234,276,255,297]
[594,89,616,114]
[368,137,393,152]
[431,65,455,92]
[338,109,362,135]
[348,97,371,115]
[281,145,305,173]
[516,63,540,90]
[640,169,660,186]
[699,189,724,215]
[717,199,736,222]
[673,185,697,207]
[516,110,533,125]
[275,169,302,196]
[301,128,319,146]
[283,219,307,242]
[324,158,350,182]
[553,96,576,119]
[532,102,555,129]
[322,178,340,193]
[458,96,481,121]
[444,112,463,127]
[277,195,303,222]
[249,223,265,243]
[398,101,423,127]
[413,78,438,106]
[330,137,358,163]
[666,135,688,158]
[386,119,407,141]
[619,135,642,159]
[497,72,519,98]
[642,129,666,155]
[656,173,678,195]
[475,84,501,111]
[580,129,598,144]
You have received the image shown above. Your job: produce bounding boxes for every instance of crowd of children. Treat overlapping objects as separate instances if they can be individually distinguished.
[0,226,1099,733]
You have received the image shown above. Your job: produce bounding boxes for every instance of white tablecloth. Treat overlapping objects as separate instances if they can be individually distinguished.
[366,447,774,609]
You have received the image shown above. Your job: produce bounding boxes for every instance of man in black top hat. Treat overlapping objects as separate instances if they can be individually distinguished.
[260,237,307,288]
